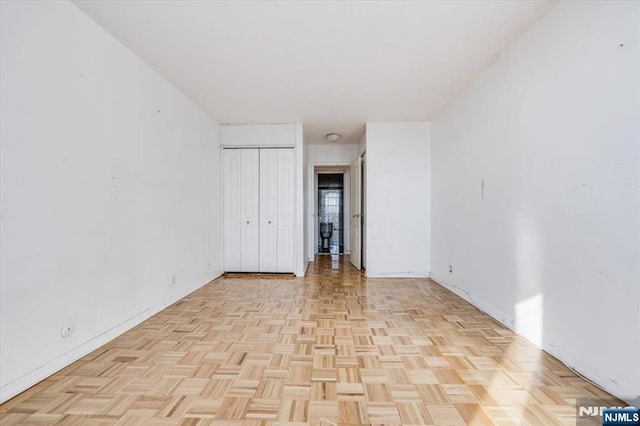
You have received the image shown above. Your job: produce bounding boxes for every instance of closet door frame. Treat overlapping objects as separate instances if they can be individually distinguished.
[221,146,296,274]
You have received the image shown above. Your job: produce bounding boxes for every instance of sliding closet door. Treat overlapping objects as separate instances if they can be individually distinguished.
[259,149,278,272]
[276,148,295,273]
[240,149,259,272]
[223,149,241,271]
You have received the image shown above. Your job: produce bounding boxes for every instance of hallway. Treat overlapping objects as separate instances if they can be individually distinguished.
[1,256,617,425]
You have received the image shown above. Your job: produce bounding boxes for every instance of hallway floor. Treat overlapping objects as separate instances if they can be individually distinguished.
[1,255,615,425]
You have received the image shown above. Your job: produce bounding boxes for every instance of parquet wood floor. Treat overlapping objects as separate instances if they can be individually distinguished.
[1,255,617,425]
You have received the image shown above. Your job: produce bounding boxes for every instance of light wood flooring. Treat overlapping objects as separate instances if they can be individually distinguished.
[1,255,617,425]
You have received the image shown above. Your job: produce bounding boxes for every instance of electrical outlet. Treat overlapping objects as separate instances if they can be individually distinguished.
[449,265,453,273]
[171,274,176,285]
[61,324,74,338]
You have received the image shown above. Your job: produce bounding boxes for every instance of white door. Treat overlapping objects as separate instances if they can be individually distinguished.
[349,156,361,270]
[259,149,278,272]
[361,154,366,270]
[223,149,241,271]
[240,149,259,272]
[276,148,294,272]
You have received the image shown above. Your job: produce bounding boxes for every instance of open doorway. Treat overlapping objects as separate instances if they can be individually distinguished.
[317,174,344,254]
[311,165,351,258]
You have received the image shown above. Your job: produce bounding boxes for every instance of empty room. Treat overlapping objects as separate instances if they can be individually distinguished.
[1,0,638,425]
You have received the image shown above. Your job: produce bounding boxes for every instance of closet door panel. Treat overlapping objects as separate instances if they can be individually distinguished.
[259,149,278,272]
[276,148,295,273]
[240,149,259,272]
[223,149,241,271]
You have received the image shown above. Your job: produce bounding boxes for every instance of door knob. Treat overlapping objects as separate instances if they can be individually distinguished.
[268,221,271,224]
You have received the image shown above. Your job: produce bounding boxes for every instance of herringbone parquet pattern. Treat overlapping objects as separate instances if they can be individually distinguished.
[0,255,616,425]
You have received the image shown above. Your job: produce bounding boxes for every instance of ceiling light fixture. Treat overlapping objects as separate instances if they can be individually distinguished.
[325,133,342,143]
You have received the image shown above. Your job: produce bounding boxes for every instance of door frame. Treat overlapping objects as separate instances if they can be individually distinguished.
[349,157,362,270]
[360,152,366,270]
[315,170,348,255]
[221,146,298,274]
[308,163,350,259]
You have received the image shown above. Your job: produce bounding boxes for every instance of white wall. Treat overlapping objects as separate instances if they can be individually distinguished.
[431,0,639,402]
[220,124,296,147]
[303,141,310,266]
[308,144,358,165]
[358,132,367,156]
[220,123,307,276]
[365,122,431,277]
[307,144,359,259]
[295,124,306,276]
[0,0,222,403]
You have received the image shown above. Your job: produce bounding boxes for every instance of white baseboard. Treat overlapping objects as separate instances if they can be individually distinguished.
[429,274,639,405]
[365,271,430,278]
[297,260,309,277]
[0,272,222,404]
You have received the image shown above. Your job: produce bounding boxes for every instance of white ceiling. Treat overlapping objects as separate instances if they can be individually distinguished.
[73,0,556,144]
